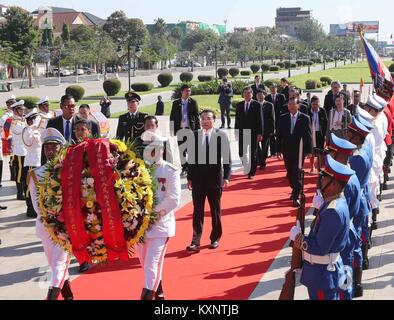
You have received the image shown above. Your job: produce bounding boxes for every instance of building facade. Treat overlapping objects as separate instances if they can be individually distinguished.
[275,7,311,37]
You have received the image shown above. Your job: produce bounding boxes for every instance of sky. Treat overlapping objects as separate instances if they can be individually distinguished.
[2,0,393,41]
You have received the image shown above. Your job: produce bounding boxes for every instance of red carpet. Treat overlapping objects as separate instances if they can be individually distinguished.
[70,158,316,300]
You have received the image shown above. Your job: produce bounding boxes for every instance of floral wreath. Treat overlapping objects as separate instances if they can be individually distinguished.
[38,138,158,263]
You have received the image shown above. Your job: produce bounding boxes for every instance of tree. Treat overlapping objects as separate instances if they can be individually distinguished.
[61,23,71,43]
[41,27,54,47]
[152,18,168,38]
[295,18,326,45]
[103,11,130,45]
[70,25,94,43]
[126,18,149,46]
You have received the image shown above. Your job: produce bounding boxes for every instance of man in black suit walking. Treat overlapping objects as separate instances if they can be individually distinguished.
[256,89,275,169]
[323,81,342,115]
[277,97,312,207]
[265,83,286,156]
[235,87,263,179]
[251,75,266,101]
[170,84,201,175]
[116,92,147,145]
[186,109,231,253]
[280,78,290,101]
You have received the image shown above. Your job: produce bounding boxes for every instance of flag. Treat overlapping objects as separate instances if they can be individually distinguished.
[360,33,394,100]
[360,77,365,94]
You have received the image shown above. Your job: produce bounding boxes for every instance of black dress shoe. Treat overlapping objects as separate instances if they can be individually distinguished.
[0,205,7,210]
[293,200,301,208]
[186,244,200,253]
[209,241,219,249]
[78,262,90,273]
[228,126,232,129]
[260,164,266,170]
[247,175,254,180]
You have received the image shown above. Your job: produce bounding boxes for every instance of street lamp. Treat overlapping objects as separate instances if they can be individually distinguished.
[208,44,225,81]
[133,45,143,77]
[288,46,294,78]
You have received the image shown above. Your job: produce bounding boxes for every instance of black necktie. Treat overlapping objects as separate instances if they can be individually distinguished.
[205,134,209,164]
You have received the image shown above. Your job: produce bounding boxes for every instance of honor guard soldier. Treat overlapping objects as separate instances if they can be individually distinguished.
[10,100,28,200]
[136,133,181,300]
[37,96,56,135]
[116,92,147,144]
[326,133,360,300]
[29,128,73,300]
[346,117,372,297]
[22,108,42,218]
[1,96,16,183]
[290,155,355,300]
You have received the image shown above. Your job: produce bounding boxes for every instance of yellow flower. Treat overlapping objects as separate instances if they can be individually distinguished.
[110,139,127,152]
[86,201,94,209]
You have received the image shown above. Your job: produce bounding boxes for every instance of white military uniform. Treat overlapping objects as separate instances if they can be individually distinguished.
[11,116,27,157]
[136,159,181,291]
[29,165,70,288]
[38,110,56,138]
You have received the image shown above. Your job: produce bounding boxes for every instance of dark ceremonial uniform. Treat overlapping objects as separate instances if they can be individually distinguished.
[116,111,147,143]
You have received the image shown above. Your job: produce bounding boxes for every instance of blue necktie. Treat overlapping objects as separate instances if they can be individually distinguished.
[65,120,70,142]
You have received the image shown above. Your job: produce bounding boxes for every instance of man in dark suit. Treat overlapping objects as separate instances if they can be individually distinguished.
[277,97,312,207]
[281,88,309,115]
[308,96,328,173]
[116,92,148,145]
[217,77,233,129]
[265,83,286,157]
[256,89,275,169]
[155,95,164,116]
[323,81,342,115]
[251,75,266,101]
[280,78,290,101]
[186,109,231,253]
[346,90,365,116]
[170,84,201,175]
[235,86,263,179]
[47,95,101,144]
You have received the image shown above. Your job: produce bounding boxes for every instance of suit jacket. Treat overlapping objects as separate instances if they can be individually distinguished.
[323,90,336,115]
[259,101,275,136]
[308,107,328,136]
[251,83,266,100]
[235,100,263,137]
[280,85,290,101]
[187,129,232,187]
[346,103,365,116]
[170,98,201,136]
[277,112,312,157]
[281,100,309,116]
[116,111,147,142]
[218,83,233,106]
[46,116,101,142]
[265,93,286,128]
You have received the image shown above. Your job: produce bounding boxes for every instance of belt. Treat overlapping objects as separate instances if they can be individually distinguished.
[303,252,340,271]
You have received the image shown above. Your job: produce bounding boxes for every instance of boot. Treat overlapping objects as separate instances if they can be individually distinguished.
[47,287,61,300]
[371,209,378,231]
[353,267,364,298]
[140,288,155,300]
[155,281,165,300]
[16,183,25,200]
[362,244,369,270]
[378,184,383,202]
[368,227,373,249]
[61,280,74,300]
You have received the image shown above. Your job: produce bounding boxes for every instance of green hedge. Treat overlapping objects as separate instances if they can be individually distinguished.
[198,75,214,82]
[229,67,240,78]
[180,72,194,82]
[305,79,321,90]
[320,76,333,85]
[261,64,270,72]
[389,63,394,73]
[171,81,219,99]
[217,67,229,79]
[65,85,85,102]
[276,62,285,69]
[158,73,173,87]
[296,60,303,67]
[103,79,121,96]
[264,79,281,87]
[284,61,291,69]
[240,70,252,76]
[232,80,252,95]
[290,63,297,68]
[269,65,280,72]
[131,82,154,92]
[250,64,260,74]
[16,96,39,109]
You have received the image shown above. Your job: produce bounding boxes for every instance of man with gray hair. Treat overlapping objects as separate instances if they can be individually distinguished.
[324,81,342,115]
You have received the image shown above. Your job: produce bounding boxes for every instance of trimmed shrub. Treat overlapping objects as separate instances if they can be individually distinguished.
[389,63,394,73]
[261,63,270,72]
[240,70,252,76]
[103,79,121,96]
[284,61,291,69]
[306,61,314,66]
[217,67,229,79]
[232,80,252,95]
[171,81,219,99]
[305,79,319,90]
[269,65,280,72]
[131,82,154,92]
[231,99,243,110]
[250,64,260,74]
[276,62,285,69]
[157,72,173,87]
[198,75,214,82]
[320,76,333,85]
[65,85,85,102]
[229,67,240,78]
[290,63,297,68]
[264,79,281,88]
[296,60,303,67]
[16,96,39,109]
[179,72,194,82]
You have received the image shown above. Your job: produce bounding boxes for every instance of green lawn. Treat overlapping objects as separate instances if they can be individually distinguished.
[111,94,243,118]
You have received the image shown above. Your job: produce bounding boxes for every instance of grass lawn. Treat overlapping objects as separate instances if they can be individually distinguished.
[111,94,243,118]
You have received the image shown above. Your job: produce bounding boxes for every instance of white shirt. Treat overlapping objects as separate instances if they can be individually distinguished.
[23,124,42,167]
[311,109,320,132]
[331,109,343,130]
[290,112,299,134]
[181,99,190,129]
[129,112,138,118]
[202,128,214,145]
[11,117,27,156]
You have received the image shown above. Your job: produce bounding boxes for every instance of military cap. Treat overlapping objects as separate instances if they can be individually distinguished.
[6,95,16,104]
[327,133,357,155]
[348,117,370,137]
[37,96,50,105]
[356,111,375,131]
[366,95,384,112]
[125,91,141,102]
[373,94,388,109]
[11,100,25,109]
[323,154,356,183]
[43,128,66,145]
[25,107,38,120]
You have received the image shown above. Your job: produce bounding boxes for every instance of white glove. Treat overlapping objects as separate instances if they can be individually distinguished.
[312,190,324,210]
[290,220,302,241]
